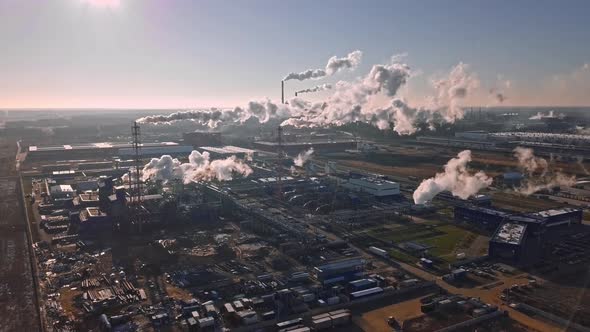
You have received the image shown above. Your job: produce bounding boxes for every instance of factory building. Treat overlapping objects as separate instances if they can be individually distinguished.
[183,131,223,147]
[50,184,75,200]
[198,146,256,159]
[79,207,112,237]
[454,205,510,230]
[253,140,356,154]
[27,142,194,162]
[488,222,527,262]
[313,258,365,285]
[342,177,400,197]
[416,136,496,150]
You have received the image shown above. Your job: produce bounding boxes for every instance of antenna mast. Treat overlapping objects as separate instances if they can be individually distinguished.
[131,121,144,231]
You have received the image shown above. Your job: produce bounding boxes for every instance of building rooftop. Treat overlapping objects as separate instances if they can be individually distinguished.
[254,139,355,146]
[29,141,182,152]
[50,184,74,194]
[86,207,107,217]
[199,146,255,155]
[528,207,582,218]
[492,222,526,245]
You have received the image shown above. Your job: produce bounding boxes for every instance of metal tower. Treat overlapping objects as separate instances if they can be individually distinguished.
[276,125,284,199]
[130,121,144,230]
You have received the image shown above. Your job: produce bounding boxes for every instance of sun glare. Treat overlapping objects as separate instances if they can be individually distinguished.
[80,0,121,9]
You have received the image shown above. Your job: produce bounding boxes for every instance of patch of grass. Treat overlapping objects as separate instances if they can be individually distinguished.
[388,248,416,263]
[368,224,441,243]
[420,225,474,259]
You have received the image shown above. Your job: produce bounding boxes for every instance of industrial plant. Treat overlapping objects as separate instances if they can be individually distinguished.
[0,100,585,332]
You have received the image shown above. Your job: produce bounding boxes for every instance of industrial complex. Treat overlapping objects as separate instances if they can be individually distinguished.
[2,106,590,332]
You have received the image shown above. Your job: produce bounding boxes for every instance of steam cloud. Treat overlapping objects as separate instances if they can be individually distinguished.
[412,150,492,204]
[138,52,481,136]
[293,148,314,167]
[142,151,252,184]
[137,99,300,127]
[512,147,576,195]
[296,84,333,95]
[284,50,362,81]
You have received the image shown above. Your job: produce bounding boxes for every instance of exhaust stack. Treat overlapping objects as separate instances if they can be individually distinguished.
[281,80,285,104]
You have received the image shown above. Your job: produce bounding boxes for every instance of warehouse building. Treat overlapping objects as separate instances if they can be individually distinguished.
[253,140,356,154]
[27,142,193,162]
[454,205,510,230]
[198,146,256,159]
[314,258,365,285]
[342,177,400,197]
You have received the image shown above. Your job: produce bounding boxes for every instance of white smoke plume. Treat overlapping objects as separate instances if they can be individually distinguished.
[283,50,362,81]
[138,54,480,136]
[293,148,314,167]
[529,110,563,120]
[517,173,577,196]
[412,150,492,204]
[137,99,302,127]
[512,147,576,195]
[513,147,548,176]
[296,84,333,95]
[426,62,479,123]
[142,151,252,184]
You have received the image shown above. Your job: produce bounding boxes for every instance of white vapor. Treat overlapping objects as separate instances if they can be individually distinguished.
[512,147,575,195]
[136,99,302,127]
[293,148,314,167]
[413,150,492,204]
[138,53,481,136]
[283,50,362,81]
[296,84,333,95]
[142,151,252,184]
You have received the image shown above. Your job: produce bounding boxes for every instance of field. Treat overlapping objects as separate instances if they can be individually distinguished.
[368,222,479,264]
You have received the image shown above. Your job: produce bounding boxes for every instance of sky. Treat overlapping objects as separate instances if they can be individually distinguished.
[0,0,589,109]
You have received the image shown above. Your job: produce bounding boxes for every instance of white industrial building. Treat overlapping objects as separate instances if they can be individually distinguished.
[343,177,400,197]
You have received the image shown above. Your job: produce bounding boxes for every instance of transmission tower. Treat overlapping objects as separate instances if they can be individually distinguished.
[130,121,144,231]
[276,125,284,199]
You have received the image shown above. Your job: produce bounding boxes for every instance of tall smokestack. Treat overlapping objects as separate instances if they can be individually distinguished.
[295,91,298,97]
[281,80,285,104]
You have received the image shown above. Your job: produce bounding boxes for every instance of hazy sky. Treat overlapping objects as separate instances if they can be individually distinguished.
[1,0,589,108]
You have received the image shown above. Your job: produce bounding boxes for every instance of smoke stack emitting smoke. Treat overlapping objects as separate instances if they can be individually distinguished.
[293,148,314,167]
[142,150,252,184]
[296,84,333,95]
[512,147,576,195]
[283,50,362,81]
[137,51,482,136]
[412,150,492,204]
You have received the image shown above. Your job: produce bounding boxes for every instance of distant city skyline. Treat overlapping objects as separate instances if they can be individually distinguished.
[1,0,589,109]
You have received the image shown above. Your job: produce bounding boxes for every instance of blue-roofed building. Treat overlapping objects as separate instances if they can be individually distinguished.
[314,258,365,284]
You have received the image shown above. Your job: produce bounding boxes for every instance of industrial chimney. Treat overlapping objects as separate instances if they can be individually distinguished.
[281,80,285,104]
[295,91,298,97]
